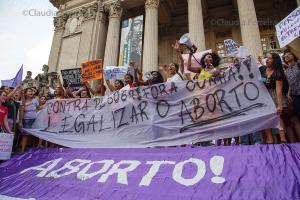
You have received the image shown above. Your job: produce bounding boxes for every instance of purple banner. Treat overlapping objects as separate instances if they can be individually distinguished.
[0,144,300,200]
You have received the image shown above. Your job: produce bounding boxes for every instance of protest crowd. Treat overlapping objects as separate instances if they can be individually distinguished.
[0,39,300,155]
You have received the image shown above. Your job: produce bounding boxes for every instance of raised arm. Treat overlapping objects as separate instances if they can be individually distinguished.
[172,40,185,74]
[187,45,201,74]
[56,75,69,98]
[133,63,142,83]
[7,86,22,99]
[85,81,96,95]
[105,79,115,92]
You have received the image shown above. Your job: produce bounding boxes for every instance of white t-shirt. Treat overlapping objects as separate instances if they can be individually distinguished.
[167,73,183,82]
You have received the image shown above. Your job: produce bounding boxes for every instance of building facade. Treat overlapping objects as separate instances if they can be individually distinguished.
[48,0,299,73]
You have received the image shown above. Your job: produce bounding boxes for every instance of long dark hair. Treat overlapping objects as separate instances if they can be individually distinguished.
[115,80,124,88]
[150,71,164,84]
[24,88,34,100]
[125,73,134,84]
[200,52,221,67]
[271,53,289,94]
[270,53,285,77]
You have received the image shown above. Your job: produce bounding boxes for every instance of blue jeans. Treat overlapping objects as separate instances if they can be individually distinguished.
[241,131,263,145]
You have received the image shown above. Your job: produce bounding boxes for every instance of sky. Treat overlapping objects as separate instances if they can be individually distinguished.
[0,0,57,86]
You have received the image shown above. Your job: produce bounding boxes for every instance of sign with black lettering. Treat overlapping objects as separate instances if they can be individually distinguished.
[276,6,300,48]
[26,57,278,148]
[224,39,238,56]
[61,68,83,89]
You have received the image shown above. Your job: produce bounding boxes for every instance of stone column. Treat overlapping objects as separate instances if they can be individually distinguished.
[237,0,262,58]
[90,4,108,60]
[209,29,216,51]
[103,1,122,68]
[142,0,159,72]
[187,0,206,51]
[48,15,67,72]
[232,27,241,45]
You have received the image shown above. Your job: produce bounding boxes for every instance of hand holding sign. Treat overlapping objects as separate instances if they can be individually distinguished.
[104,66,129,80]
[224,39,239,56]
[81,60,103,82]
[276,6,300,48]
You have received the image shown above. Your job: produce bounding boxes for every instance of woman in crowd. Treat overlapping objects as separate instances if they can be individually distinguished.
[283,46,300,141]
[262,53,288,144]
[136,70,164,86]
[106,79,124,92]
[38,96,47,111]
[79,87,91,98]
[0,90,12,133]
[1,86,22,132]
[36,96,48,147]
[52,75,70,99]
[187,45,221,80]
[106,71,141,92]
[85,81,107,97]
[19,88,39,152]
[165,63,184,82]
[161,40,185,82]
[124,73,138,88]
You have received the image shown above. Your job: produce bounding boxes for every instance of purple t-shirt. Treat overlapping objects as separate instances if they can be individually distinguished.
[24,99,38,120]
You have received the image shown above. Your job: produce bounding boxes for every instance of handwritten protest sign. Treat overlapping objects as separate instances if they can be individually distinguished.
[224,39,239,56]
[1,144,300,200]
[276,6,300,48]
[81,60,103,82]
[0,133,14,160]
[104,66,129,80]
[25,57,278,148]
[61,68,83,89]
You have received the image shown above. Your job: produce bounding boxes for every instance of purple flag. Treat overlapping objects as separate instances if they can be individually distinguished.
[1,65,23,87]
[0,144,300,199]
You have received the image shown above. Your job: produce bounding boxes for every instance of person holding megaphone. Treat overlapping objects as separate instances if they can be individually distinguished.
[188,48,221,80]
[178,33,221,80]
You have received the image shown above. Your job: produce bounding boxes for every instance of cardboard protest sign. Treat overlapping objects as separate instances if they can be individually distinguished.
[0,133,14,160]
[61,68,83,89]
[104,66,129,80]
[276,6,300,48]
[25,57,278,148]
[224,39,239,56]
[81,60,103,82]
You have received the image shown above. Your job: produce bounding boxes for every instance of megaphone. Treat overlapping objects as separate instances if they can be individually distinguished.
[179,33,193,51]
